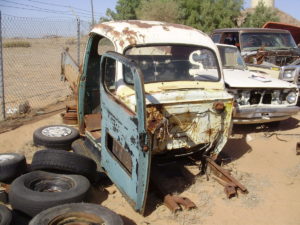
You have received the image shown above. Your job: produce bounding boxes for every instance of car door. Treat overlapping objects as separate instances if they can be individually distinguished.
[100,52,150,214]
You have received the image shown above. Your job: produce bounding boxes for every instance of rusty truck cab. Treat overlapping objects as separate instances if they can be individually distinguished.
[74,21,234,213]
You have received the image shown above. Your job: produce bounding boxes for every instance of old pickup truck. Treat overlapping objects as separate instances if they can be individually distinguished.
[61,21,234,213]
[211,28,300,91]
[217,44,299,124]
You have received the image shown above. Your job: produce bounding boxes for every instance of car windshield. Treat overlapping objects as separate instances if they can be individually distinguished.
[217,45,246,70]
[123,45,220,84]
[241,32,297,51]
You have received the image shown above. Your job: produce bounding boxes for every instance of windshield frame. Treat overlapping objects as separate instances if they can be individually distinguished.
[240,32,298,51]
[217,45,247,70]
[122,43,222,85]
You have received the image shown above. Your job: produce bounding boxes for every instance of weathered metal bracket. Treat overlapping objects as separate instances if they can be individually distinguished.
[206,157,248,196]
[164,194,196,213]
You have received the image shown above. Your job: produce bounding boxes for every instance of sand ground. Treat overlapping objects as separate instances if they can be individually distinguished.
[0,112,299,225]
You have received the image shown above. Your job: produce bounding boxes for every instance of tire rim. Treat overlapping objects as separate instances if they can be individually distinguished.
[0,154,15,163]
[28,177,74,193]
[41,126,72,137]
[49,212,105,225]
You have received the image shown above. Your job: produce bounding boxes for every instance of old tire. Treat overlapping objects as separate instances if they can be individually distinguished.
[11,210,31,225]
[30,149,97,181]
[9,171,90,217]
[29,203,123,225]
[33,125,79,150]
[0,153,27,182]
[0,204,12,225]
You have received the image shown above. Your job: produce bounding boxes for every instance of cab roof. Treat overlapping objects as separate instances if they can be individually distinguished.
[91,20,216,52]
[212,28,291,34]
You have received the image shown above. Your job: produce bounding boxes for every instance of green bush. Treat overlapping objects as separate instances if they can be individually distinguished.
[3,41,31,48]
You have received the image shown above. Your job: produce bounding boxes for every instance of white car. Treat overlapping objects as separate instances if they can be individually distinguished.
[217,44,299,124]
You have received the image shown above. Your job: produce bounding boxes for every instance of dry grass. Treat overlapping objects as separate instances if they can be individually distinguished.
[4,40,31,48]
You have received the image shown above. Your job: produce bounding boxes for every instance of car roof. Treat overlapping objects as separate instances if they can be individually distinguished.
[212,28,290,34]
[91,20,216,52]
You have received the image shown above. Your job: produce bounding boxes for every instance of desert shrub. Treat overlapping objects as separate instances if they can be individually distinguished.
[4,41,31,48]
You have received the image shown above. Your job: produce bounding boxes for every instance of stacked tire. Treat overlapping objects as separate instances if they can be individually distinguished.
[0,125,123,224]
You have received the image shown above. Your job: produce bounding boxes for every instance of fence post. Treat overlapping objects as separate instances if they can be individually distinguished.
[0,11,5,121]
[77,17,80,66]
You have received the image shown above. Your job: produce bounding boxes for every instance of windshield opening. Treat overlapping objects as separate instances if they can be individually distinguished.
[241,32,297,51]
[217,45,246,70]
[123,45,220,84]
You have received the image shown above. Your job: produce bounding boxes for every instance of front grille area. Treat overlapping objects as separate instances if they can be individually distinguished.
[249,90,273,105]
[235,89,293,106]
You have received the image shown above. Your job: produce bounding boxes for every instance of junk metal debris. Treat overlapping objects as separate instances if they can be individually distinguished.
[62,104,78,125]
[164,194,196,213]
[206,157,248,197]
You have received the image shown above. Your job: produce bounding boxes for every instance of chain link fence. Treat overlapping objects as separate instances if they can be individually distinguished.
[0,13,91,120]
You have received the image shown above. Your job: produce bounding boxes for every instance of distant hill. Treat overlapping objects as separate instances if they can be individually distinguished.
[275,8,300,26]
[244,8,300,27]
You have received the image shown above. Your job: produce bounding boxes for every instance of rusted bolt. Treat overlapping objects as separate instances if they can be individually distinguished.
[143,145,149,152]
[213,101,225,113]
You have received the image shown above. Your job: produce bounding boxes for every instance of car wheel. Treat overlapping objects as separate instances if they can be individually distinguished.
[30,149,97,181]
[0,153,27,182]
[9,171,90,217]
[29,203,123,225]
[33,125,79,150]
[11,210,31,225]
[0,204,12,225]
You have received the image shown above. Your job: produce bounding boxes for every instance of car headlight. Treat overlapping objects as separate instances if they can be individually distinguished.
[286,92,297,104]
[282,69,295,81]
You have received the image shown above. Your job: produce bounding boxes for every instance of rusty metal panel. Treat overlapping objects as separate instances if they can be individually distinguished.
[84,114,101,132]
[61,49,80,93]
[100,52,150,214]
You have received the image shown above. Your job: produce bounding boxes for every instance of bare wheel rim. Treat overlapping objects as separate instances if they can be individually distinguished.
[49,212,105,225]
[41,126,72,138]
[0,154,15,163]
[27,177,74,193]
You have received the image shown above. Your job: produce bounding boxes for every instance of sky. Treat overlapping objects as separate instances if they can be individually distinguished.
[0,0,299,38]
[0,0,118,21]
[244,0,300,20]
[0,0,299,21]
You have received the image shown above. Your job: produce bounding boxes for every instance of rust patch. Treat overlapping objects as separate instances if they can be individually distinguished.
[162,26,170,31]
[126,20,153,28]
[122,27,138,37]
[146,106,164,134]
[112,30,121,38]
[213,101,225,113]
[126,36,137,45]
[95,24,122,38]
[119,40,125,48]
[205,128,214,136]
[95,24,114,33]
[122,27,138,45]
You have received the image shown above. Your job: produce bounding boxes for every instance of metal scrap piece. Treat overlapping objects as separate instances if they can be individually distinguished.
[213,176,237,198]
[164,194,196,213]
[206,157,248,194]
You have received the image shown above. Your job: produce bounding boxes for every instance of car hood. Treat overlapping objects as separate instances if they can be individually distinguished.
[223,69,296,89]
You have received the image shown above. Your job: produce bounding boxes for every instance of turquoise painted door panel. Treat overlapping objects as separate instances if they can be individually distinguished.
[100,52,150,214]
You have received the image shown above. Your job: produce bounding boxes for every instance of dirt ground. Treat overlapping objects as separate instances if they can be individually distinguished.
[0,112,299,225]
